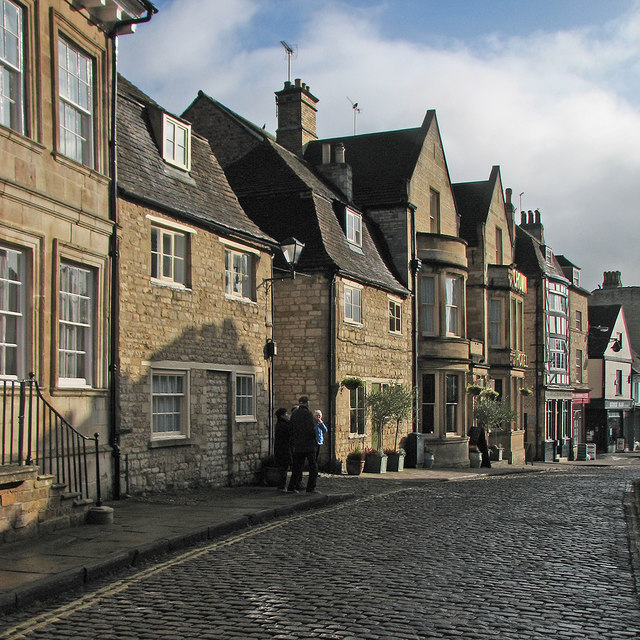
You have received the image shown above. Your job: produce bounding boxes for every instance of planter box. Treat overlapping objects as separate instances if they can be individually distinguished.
[263,467,281,486]
[423,452,434,469]
[489,447,504,462]
[346,458,365,475]
[386,453,405,472]
[469,451,482,468]
[364,454,387,473]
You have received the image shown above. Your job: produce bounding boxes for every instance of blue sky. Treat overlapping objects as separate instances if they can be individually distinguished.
[119,1,640,290]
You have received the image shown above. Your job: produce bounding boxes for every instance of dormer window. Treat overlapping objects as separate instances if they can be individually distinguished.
[345,208,362,248]
[545,247,553,264]
[572,269,580,287]
[163,114,191,171]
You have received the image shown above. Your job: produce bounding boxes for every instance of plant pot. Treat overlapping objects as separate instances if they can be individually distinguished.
[469,451,482,468]
[364,453,388,473]
[346,458,365,475]
[386,453,405,472]
[423,452,434,469]
[489,447,503,462]
[263,466,281,487]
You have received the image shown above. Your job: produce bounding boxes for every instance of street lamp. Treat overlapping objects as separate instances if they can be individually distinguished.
[278,237,305,278]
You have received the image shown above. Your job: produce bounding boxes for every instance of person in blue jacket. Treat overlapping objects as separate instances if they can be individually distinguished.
[314,409,327,462]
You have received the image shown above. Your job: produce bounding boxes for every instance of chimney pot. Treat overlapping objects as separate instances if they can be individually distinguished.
[335,142,346,164]
[535,209,541,224]
[520,211,526,225]
[322,143,331,165]
[528,210,534,224]
[295,78,302,87]
[505,188,512,204]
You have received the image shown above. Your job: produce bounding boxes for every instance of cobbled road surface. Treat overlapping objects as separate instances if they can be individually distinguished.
[2,466,640,639]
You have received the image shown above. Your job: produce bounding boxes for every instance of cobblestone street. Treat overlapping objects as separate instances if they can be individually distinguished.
[2,466,640,639]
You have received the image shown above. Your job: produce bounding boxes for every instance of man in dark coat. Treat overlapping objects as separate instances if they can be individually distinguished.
[273,408,291,492]
[287,396,319,493]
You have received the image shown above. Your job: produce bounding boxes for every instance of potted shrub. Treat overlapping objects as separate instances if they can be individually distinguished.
[341,376,364,391]
[345,448,365,475]
[364,447,387,473]
[260,455,280,486]
[384,447,405,472]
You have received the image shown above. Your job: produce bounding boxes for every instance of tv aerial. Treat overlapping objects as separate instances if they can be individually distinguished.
[347,96,361,135]
[280,41,296,82]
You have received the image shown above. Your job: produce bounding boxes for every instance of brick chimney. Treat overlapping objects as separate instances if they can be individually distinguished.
[275,78,318,156]
[315,142,353,201]
[602,270,622,288]
[519,208,545,243]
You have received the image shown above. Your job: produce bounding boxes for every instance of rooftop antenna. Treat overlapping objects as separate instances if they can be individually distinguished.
[347,96,361,135]
[519,192,524,213]
[280,41,295,82]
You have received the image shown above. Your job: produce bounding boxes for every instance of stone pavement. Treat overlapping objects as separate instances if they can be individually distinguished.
[0,455,630,614]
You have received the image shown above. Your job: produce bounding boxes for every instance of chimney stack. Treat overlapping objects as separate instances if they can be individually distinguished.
[602,271,622,288]
[520,209,545,243]
[315,142,353,201]
[275,78,319,156]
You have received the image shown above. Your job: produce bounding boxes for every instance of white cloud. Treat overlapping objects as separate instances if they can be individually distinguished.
[119,0,640,290]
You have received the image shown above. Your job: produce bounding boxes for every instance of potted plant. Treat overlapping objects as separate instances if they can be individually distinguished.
[260,455,280,486]
[490,444,505,461]
[469,390,517,462]
[423,447,435,469]
[466,383,483,396]
[364,447,388,473]
[341,376,364,391]
[345,447,365,475]
[384,447,405,472]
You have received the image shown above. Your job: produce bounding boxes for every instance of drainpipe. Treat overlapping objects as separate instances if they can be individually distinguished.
[409,206,420,432]
[534,279,541,461]
[328,270,338,469]
[107,1,157,500]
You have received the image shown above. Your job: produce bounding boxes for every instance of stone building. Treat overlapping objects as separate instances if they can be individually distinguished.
[1,0,153,514]
[515,211,574,461]
[115,77,278,493]
[183,80,411,468]
[305,111,471,467]
[453,169,528,464]
[556,255,590,449]
[586,304,634,450]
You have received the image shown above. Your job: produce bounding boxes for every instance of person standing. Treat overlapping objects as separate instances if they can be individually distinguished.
[287,396,319,493]
[314,409,327,462]
[273,408,291,492]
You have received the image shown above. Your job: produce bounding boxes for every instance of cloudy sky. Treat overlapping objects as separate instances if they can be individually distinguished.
[118,0,640,291]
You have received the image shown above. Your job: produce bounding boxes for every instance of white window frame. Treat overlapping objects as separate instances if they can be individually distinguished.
[445,373,459,433]
[151,370,189,439]
[344,284,362,325]
[388,297,402,334]
[349,385,365,436]
[575,310,582,331]
[576,349,583,384]
[489,298,503,347]
[225,248,254,301]
[235,373,255,421]
[445,275,461,337]
[163,113,191,171]
[58,37,94,168]
[421,275,436,335]
[0,244,25,378]
[151,225,188,287]
[345,208,362,248]
[58,262,94,388]
[0,0,24,133]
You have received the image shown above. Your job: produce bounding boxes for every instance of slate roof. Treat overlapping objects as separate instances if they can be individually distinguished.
[116,75,275,248]
[514,225,567,282]
[304,114,436,207]
[452,179,495,247]
[186,93,407,295]
[588,304,622,358]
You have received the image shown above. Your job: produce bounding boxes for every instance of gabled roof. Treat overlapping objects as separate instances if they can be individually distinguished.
[514,225,567,282]
[185,92,408,295]
[304,111,438,207]
[588,304,623,358]
[116,75,274,248]
[453,167,502,247]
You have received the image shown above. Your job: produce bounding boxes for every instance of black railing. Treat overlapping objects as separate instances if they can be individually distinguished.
[1,376,101,505]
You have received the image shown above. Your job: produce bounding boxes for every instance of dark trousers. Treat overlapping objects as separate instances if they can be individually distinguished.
[480,447,491,468]
[276,465,288,490]
[288,450,318,492]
